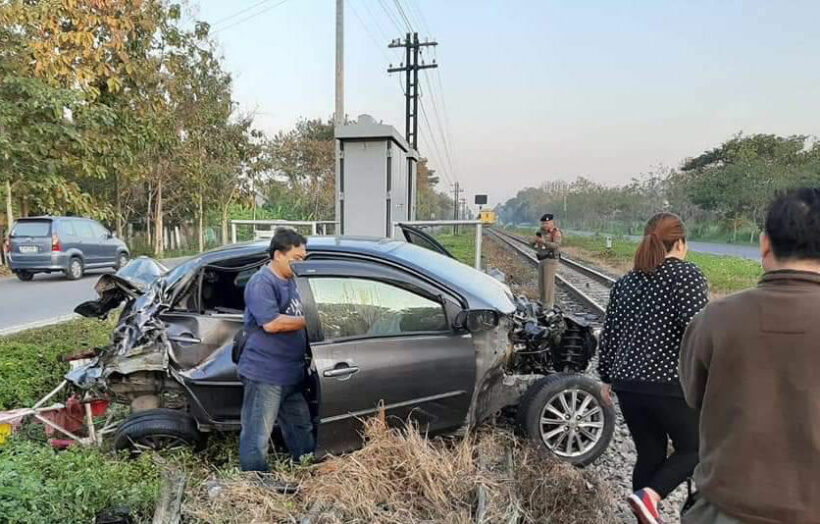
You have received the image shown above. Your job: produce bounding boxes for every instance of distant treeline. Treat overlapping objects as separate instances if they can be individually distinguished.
[498,134,820,243]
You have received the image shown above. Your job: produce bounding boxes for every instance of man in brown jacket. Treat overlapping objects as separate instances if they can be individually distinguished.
[679,187,820,524]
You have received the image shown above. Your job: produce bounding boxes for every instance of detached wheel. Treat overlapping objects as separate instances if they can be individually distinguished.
[517,373,615,466]
[113,408,203,454]
[65,257,83,280]
[15,271,34,281]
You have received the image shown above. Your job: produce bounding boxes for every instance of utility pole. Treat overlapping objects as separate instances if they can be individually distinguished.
[451,182,463,234]
[387,33,437,149]
[334,0,344,128]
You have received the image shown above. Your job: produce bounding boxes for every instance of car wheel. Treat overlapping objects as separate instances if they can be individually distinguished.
[65,257,84,280]
[517,373,615,467]
[15,271,34,282]
[115,252,129,270]
[113,409,203,454]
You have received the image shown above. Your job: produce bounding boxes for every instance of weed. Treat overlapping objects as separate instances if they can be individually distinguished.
[0,317,113,410]
[560,234,763,295]
[0,440,160,524]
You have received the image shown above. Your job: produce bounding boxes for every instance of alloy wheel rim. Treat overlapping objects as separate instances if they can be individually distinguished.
[71,261,81,278]
[539,388,605,458]
[129,433,190,454]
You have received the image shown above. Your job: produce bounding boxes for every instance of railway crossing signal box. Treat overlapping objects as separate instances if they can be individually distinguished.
[335,115,419,238]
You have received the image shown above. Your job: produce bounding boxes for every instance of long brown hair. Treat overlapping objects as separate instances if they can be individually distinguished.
[633,213,686,273]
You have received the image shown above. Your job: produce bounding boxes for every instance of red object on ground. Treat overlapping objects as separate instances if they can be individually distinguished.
[48,439,76,450]
[39,396,110,437]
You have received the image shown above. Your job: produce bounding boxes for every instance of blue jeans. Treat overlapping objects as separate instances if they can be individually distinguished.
[239,376,315,471]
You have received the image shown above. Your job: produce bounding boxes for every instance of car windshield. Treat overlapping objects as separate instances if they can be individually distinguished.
[391,242,516,313]
[11,221,51,237]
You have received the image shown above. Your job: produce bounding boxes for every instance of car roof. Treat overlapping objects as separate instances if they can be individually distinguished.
[166,236,515,313]
[16,216,93,222]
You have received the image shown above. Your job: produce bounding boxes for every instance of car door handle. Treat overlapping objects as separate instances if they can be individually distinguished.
[323,364,359,378]
[168,334,201,344]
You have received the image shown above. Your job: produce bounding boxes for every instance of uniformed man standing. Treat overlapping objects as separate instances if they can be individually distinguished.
[532,213,562,308]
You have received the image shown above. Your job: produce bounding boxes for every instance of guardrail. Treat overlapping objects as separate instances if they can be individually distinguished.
[230,220,338,243]
[393,220,483,270]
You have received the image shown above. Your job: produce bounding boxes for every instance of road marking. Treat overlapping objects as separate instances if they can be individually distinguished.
[0,314,80,337]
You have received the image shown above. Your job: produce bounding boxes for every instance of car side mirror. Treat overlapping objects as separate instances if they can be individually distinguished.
[454,309,500,332]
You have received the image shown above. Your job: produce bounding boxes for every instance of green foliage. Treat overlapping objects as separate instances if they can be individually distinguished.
[679,134,820,240]
[262,118,336,221]
[432,231,476,266]
[499,134,820,245]
[562,234,763,295]
[0,440,160,524]
[0,318,112,410]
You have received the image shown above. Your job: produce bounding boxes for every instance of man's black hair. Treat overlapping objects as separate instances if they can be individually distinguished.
[765,187,820,261]
[269,228,307,257]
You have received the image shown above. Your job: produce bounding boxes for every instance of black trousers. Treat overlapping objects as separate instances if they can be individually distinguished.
[617,390,699,498]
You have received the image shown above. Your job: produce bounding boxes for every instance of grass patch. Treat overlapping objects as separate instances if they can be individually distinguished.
[0,317,113,410]
[431,231,477,266]
[561,234,763,295]
[0,440,161,524]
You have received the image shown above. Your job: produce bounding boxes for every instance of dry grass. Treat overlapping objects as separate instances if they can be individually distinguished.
[182,417,617,524]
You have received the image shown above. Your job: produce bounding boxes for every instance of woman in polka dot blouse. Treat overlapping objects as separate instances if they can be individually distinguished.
[598,213,709,524]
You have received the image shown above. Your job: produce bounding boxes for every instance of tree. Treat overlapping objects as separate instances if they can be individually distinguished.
[264,118,335,220]
[680,134,815,241]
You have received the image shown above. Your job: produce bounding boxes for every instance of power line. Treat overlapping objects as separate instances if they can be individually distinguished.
[404,0,432,36]
[420,72,456,181]
[376,0,405,32]
[418,101,454,186]
[210,0,275,28]
[349,0,393,62]
[391,0,414,31]
[211,0,291,34]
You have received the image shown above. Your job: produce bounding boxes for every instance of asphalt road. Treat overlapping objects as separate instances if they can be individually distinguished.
[567,230,761,261]
[0,257,189,336]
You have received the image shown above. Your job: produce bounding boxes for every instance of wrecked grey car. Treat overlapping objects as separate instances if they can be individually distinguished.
[69,233,615,465]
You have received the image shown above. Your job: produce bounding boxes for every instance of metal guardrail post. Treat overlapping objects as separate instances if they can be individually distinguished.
[231,223,237,244]
[311,223,317,235]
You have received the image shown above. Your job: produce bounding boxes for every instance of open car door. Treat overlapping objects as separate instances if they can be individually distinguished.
[398,224,454,258]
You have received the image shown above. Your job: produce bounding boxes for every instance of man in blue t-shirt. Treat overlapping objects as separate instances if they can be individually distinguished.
[238,228,315,471]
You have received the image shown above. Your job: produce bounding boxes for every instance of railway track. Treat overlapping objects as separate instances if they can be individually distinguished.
[486,228,616,317]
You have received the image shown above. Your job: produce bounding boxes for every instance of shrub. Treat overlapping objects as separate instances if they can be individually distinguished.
[0,318,112,410]
[0,440,160,523]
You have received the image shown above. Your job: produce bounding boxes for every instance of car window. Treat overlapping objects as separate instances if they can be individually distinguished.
[60,221,77,237]
[74,221,96,240]
[11,221,51,237]
[90,221,108,238]
[308,277,448,340]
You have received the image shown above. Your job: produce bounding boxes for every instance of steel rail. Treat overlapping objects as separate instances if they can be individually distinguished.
[486,229,607,315]
[493,229,616,287]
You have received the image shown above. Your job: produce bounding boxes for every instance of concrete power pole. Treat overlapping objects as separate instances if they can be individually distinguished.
[335,0,344,127]
[388,33,438,149]
[452,182,463,234]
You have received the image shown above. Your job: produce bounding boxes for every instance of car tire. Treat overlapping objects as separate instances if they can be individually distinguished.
[517,373,615,467]
[115,252,129,270]
[15,271,34,282]
[65,257,84,280]
[113,408,203,454]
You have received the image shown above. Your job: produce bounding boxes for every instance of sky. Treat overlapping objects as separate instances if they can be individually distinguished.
[192,0,820,208]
